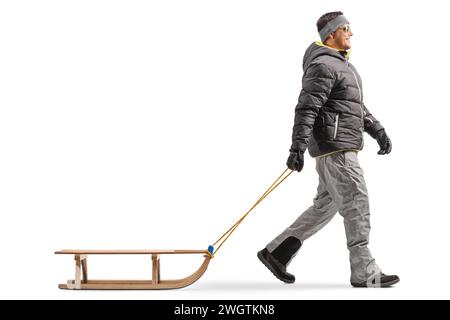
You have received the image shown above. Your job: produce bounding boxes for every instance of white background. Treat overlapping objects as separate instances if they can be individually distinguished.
[1,0,449,300]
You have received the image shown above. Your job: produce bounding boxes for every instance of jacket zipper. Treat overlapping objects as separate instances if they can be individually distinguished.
[347,62,364,149]
[333,113,339,139]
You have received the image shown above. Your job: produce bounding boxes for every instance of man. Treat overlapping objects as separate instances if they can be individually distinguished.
[257,11,399,288]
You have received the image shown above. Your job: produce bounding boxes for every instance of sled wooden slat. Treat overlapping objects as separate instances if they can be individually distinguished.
[56,249,212,290]
[55,249,208,255]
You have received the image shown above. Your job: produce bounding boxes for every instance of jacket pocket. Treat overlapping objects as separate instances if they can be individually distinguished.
[333,113,339,140]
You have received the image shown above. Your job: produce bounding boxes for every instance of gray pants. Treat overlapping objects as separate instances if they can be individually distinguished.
[266,151,381,283]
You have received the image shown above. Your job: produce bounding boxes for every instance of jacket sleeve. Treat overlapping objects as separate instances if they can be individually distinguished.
[362,103,384,138]
[290,62,335,153]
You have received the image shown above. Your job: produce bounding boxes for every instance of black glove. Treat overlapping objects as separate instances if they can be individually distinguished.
[375,129,392,155]
[287,150,304,172]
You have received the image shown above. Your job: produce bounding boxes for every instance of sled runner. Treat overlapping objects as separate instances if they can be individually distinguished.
[56,168,293,290]
[55,249,212,290]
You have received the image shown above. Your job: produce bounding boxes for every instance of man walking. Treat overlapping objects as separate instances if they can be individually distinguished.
[257,11,399,287]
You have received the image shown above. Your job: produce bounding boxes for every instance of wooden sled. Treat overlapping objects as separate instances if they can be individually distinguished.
[55,169,293,290]
[55,249,213,290]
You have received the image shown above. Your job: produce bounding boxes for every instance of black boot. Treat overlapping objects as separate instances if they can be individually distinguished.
[257,237,302,284]
[257,248,295,283]
[271,236,302,266]
[351,273,400,288]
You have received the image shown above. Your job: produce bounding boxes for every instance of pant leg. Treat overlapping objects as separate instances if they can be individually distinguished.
[320,151,381,283]
[266,160,338,266]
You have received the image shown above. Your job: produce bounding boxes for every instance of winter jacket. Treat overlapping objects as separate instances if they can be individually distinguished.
[290,41,384,158]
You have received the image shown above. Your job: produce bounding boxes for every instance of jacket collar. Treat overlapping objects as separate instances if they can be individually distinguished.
[315,41,351,60]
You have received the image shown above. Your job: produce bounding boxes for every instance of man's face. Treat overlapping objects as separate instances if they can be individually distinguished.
[329,25,353,50]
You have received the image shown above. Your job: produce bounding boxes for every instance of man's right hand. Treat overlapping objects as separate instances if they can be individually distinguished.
[287,151,304,172]
[375,129,392,155]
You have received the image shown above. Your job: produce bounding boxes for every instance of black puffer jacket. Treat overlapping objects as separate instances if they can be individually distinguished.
[290,41,384,158]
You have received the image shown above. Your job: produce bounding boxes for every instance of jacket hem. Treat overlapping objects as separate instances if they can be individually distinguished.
[313,148,360,159]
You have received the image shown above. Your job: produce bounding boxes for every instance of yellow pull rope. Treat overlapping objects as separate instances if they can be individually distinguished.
[212,168,293,255]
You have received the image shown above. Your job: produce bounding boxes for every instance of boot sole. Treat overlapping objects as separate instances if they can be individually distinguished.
[257,251,295,284]
[351,277,400,288]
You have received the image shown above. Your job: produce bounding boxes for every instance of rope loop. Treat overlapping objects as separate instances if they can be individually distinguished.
[212,168,293,255]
